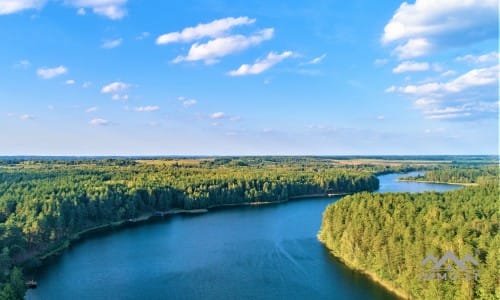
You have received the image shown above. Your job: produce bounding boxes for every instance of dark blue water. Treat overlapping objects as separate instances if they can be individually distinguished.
[26,173,460,300]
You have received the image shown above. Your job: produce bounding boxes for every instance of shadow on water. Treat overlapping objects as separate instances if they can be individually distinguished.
[319,246,400,300]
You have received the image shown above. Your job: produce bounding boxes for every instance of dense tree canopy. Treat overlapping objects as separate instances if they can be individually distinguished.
[319,169,499,299]
[0,157,384,298]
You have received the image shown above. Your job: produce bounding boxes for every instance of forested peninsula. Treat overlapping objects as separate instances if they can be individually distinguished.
[0,157,387,298]
[319,167,499,299]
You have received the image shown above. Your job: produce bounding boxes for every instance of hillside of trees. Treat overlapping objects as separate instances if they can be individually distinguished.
[319,171,499,299]
[0,157,383,298]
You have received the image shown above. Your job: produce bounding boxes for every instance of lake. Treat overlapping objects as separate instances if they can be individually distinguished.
[26,172,460,300]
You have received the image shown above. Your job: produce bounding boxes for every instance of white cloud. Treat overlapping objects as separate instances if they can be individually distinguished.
[456,52,499,65]
[0,0,46,15]
[304,54,326,65]
[101,81,130,100]
[65,0,128,20]
[395,65,499,120]
[101,81,129,93]
[382,0,498,58]
[134,106,160,112]
[414,98,436,107]
[111,94,129,101]
[156,16,255,45]
[228,51,294,76]
[19,114,35,120]
[37,65,68,79]
[393,60,429,73]
[65,79,75,85]
[0,0,127,19]
[385,85,397,93]
[85,106,97,113]
[393,38,432,59]
[173,28,274,64]
[440,70,456,77]
[89,118,110,126]
[82,81,92,88]
[101,38,122,49]
[182,99,197,108]
[210,112,225,119]
[377,115,385,120]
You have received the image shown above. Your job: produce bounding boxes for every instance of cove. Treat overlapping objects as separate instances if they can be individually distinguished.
[26,172,460,300]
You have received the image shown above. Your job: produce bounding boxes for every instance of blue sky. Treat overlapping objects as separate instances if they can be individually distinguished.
[0,0,498,155]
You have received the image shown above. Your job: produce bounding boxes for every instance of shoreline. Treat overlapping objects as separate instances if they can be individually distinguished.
[318,238,409,299]
[27,191,357,268]
[397,178,475,186]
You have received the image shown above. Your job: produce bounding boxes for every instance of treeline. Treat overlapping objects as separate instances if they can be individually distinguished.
[319,179,498,299]
[0,158,381,298]
[400,166,498,184]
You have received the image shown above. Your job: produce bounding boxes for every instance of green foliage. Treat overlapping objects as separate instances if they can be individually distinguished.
[400,166,499,184]
[0,267,26,300]
[0,157,382,295]
[319,179,499,299]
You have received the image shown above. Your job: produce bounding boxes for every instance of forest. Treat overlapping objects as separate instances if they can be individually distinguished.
[399,166,498,184]
[319,167,499,299]
[0,157,386,298]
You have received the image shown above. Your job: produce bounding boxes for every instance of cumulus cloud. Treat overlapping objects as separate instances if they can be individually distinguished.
[89,118,110,126]
[228,51,294,76]
[394,64,499,120]
[183,99,197,108]
[37,65,68,79]
[393,60,429,73]
[456,52,499,65]
[441,70,457,77]
[101,81,130,100]
[65,0,128,20]
[210,112,225,119]
[398,65,498,95]
[101,81,129,93]
[385,85,397,93]
[134,106,160,112]
[0,0,46,15]
[382,0,498,58]
[65,79,75,85]
[156,16,255,45]
[101,38,122,49]
[173,28,274,64]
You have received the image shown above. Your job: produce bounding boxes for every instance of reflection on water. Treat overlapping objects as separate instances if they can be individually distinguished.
[27,173,460,300]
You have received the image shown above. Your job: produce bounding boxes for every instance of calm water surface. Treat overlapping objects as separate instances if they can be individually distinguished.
[27,172,460,300]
